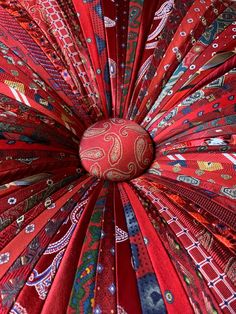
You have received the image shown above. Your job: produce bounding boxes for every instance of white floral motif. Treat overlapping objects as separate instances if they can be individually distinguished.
[25,224,35,233]
[46,179,53,186]
[8,197,17,205]
[0,252,10,265]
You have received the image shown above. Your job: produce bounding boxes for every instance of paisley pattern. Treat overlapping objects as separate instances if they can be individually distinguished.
[0,1,235,314]
[82,122,111,138]
[79,148,105,161]
[80,119,154,181]
[104,133,123,166]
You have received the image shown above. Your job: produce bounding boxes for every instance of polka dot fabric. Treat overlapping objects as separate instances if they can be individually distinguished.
[0,1,235,314]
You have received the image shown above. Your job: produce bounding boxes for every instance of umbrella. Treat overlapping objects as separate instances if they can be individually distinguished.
[0,0,235,313]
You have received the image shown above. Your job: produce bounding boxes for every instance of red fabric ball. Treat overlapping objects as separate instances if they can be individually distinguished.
[79,118,154,181]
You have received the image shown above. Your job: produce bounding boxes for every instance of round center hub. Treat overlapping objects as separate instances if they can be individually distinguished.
[79,118,154,181]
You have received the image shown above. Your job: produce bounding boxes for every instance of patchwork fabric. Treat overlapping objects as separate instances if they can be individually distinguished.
[0,1,235,313]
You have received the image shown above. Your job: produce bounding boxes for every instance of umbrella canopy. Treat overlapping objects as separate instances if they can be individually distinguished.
[0,0,235,313]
